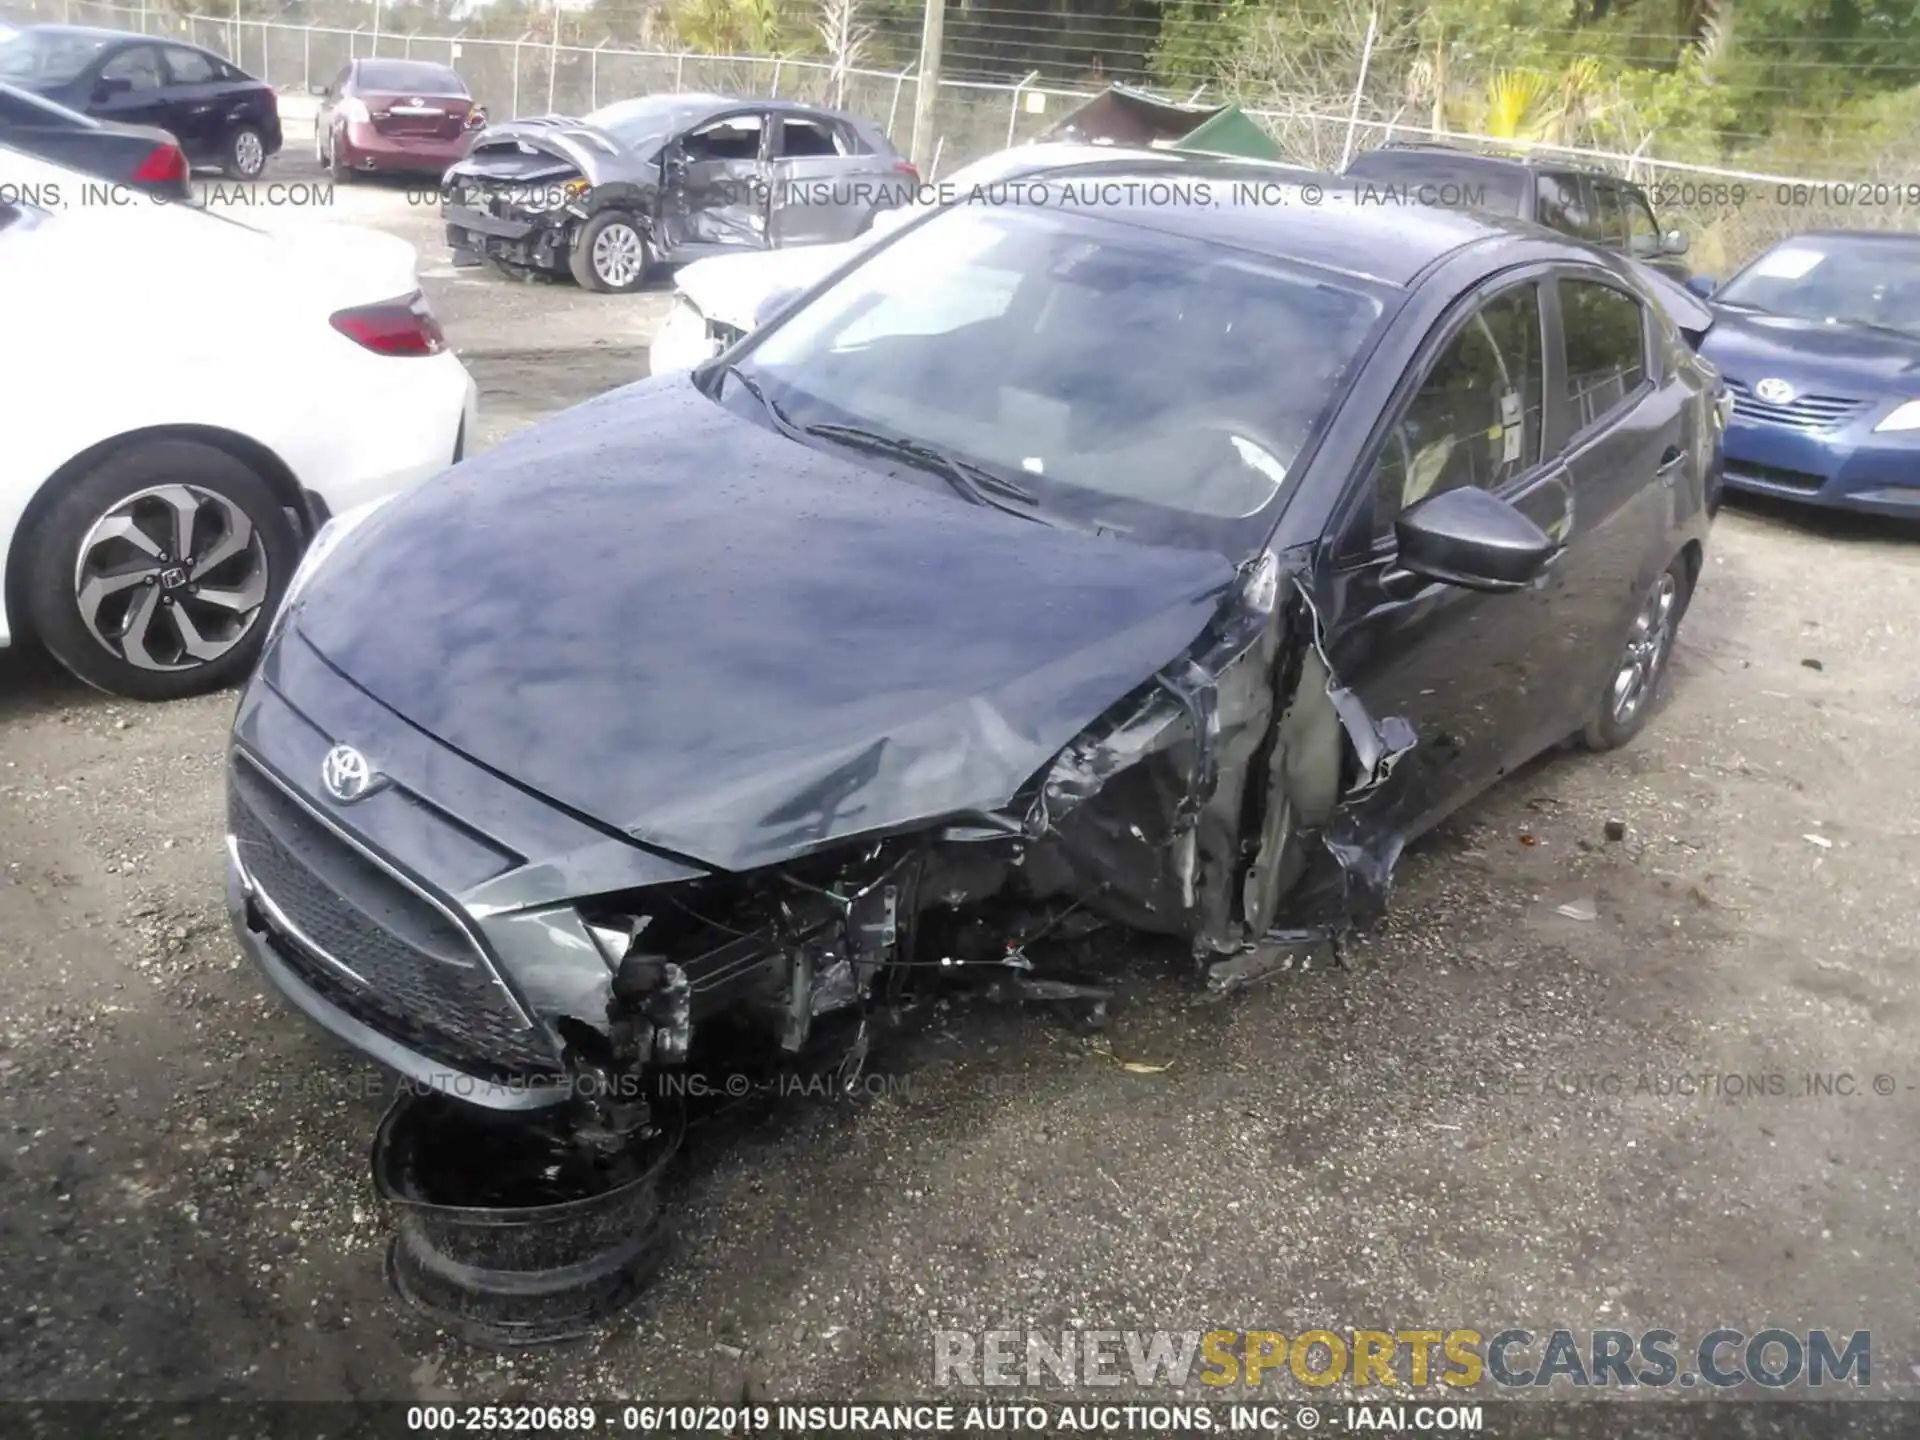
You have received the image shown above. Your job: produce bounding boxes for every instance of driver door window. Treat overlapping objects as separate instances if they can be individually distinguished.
[1536,173,1598,242]
[1370,282,1545,538]
[682,115,763,163]
[1624,193,1662,258]
[1591,182,1631,250]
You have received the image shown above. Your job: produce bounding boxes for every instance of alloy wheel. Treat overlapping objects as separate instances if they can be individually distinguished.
[234,129,265,177]
[71,483,270,672]
[592,223,645,287]
[1608,571,1678,727]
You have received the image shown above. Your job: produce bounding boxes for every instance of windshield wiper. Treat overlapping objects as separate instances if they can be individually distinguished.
[716,369,1045,521]
[802,422,1043,517]
[717,363,807,441]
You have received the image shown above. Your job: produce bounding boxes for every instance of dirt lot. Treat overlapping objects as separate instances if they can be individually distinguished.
[2,150,1918,1408]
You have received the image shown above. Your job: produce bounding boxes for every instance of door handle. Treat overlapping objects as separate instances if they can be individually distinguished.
[1656,445,1686,483]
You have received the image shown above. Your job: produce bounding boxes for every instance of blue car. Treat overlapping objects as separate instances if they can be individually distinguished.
[1693,231,1920,518]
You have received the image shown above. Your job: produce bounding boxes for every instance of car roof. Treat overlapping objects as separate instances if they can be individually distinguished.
[594,90,866,124]
[1355,142,1627,182]
[11,23,217,54]
[1028,163,1519,288]
[11,23,143,42]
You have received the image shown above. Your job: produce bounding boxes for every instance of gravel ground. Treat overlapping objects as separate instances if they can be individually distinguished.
[2,161,1918,1409]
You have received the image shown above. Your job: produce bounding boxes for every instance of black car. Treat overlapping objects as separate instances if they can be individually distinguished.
[0,78,191,199]
[227,164,1717,1136]
[443,92,917,293]
[1344,142,1694,281]
[0,24,280,179]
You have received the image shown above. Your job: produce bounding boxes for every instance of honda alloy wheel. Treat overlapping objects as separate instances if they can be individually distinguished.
[23,440,299,701]
[73,484,269,672]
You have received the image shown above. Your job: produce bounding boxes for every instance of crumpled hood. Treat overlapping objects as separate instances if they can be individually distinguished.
[294,375,1235,872]
[1699,306,1920,396]
[448,117,656,185]
[676,243,862,332]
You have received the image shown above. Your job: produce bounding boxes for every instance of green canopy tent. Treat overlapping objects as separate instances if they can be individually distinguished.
[1035,83,1285,163]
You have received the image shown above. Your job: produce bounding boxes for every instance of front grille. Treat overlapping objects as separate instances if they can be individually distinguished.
[229,757,560,1080]
[1725,460,1827,493]
[1725,378,1866,433]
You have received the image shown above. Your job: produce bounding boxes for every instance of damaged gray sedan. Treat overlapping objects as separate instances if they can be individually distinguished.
[442,92,916,292]
[227,165,1717,1237]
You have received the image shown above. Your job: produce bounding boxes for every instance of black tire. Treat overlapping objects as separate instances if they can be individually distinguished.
[568,211,652,293]
[21,440,300,702]
[1579,554,1692,752]
[326,127,354,183]
[223,123,267,180]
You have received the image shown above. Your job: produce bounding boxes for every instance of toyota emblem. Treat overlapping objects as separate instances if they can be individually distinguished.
[1754,377,1797,405]
[321,744,376,802]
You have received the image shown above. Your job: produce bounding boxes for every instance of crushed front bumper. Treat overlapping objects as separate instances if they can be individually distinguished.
[443,202,572,272]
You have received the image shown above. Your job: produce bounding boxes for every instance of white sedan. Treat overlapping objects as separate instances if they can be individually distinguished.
[0,144,476,700]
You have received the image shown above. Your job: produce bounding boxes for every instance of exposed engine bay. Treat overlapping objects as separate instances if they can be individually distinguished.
[539,556,1412,1151]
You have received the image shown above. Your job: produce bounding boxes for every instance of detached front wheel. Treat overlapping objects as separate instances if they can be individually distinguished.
[21,441,299,701]
[1580,556,1691,751]
[570,212,652,293]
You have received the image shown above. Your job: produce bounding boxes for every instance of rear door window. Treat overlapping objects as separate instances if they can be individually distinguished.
[1560,278,1650,434]
[161,47,217,85]
[777,117,844,158]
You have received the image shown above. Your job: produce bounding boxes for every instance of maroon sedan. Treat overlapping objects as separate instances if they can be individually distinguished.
[316,57,483,179]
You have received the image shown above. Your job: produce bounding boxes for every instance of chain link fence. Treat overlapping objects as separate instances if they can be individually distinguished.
[7,0,1915,269]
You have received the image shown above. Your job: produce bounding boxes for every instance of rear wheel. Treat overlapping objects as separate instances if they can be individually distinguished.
[569,212,652,293]
[224,123,267,180]
[1580,555,1691,751]
[326,126,355,182]
[21,441,300,701]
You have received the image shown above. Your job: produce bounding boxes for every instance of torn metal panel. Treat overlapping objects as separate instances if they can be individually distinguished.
[1016,548,1416,962]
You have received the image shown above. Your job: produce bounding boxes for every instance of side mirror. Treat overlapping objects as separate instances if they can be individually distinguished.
[1661,228,1690,256]
[753,284,803,330]
[1392,486,1559,594]
[93,75,133,102]
[1684,274,1718,299]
